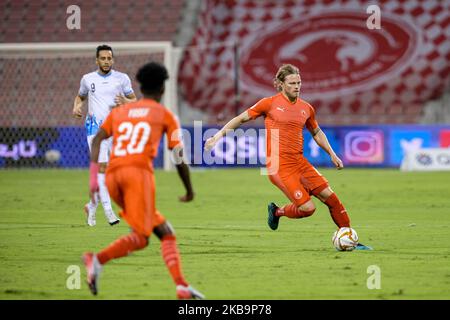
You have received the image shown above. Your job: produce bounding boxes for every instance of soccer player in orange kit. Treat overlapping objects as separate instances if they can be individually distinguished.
[82,62,204,299]
[205,64,370,250]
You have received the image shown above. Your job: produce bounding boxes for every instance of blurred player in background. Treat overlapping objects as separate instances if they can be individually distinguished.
[82,62,202,299]
[72,44,137,226]
[205,64,370,250]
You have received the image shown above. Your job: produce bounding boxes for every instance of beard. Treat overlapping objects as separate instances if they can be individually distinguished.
[100,65,111,74]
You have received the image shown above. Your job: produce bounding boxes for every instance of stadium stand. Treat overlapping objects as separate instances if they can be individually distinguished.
[0,0,190,128]
[0,0,186,42]
[0,0,448,127]
[178,0,449,125]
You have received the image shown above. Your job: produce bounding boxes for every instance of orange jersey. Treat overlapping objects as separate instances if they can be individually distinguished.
[101,98,181,172]
[247,93,319,169]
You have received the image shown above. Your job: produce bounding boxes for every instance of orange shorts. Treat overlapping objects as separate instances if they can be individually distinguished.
[268,159,328,206]
[105,166,165,237]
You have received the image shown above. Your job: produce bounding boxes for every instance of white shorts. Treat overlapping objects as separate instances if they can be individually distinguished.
[87,135,113,163]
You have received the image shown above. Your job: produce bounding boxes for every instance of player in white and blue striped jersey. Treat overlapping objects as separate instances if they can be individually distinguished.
[73,44,137,226]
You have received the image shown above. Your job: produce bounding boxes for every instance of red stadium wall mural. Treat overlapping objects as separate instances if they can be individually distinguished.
[178,0,450,125]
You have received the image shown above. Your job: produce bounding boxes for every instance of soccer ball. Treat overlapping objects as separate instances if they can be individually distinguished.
[332,227,359,251]
[45,149,61,163]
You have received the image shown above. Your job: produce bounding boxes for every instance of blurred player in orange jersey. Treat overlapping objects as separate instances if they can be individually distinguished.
[205,64,370,250]
[82,62,203,299]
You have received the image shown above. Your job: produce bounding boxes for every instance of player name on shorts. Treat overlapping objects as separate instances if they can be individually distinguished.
[128,108,149,118]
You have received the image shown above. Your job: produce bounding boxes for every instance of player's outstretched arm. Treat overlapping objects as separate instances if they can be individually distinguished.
[73,95,86,119]
[205,111,251,151]
[311,128,344,170]
[172,146,194,202]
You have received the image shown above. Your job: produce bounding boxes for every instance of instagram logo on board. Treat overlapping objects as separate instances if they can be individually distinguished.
[344,131,384,164]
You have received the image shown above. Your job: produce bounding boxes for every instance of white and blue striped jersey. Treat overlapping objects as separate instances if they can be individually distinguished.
[79,70,134,136]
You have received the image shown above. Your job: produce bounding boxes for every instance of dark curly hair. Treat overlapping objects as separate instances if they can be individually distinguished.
[136,62,169,95]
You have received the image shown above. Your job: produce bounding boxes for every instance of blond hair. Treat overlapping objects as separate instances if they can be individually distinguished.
[273,64,300,91]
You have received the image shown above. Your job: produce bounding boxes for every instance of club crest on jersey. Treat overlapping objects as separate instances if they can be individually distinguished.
[90,83,95,92]
[294,190,303,199]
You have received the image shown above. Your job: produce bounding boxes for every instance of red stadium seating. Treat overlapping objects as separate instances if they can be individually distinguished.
[0,0,186,127]
[0,0,185,43]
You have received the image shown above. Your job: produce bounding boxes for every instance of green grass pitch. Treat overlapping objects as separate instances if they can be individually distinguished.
[0,168,449,300]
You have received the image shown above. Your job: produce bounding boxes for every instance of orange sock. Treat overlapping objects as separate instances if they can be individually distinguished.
[324,193,350,228]
[97,232,148,265]
[161,235,188,286]
[276,203,315,218]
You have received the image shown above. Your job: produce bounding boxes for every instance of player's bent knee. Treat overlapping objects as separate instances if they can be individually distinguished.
[300,207,315,217]
[298,202,316,217]
[131,232,149,249]
[299,201,315,212]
